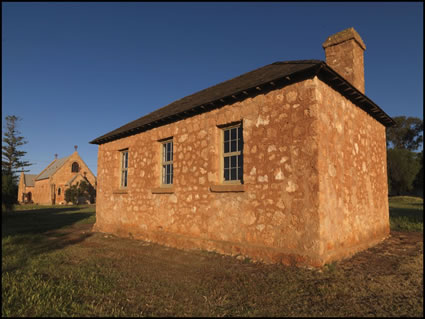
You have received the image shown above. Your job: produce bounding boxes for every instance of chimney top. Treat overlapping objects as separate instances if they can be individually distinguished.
[54,153,58,159]
[74,145,78,152]
[322,27,366,51]
[322,27,366,93]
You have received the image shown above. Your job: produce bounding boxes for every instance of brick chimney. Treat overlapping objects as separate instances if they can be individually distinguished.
[322,27,366,94]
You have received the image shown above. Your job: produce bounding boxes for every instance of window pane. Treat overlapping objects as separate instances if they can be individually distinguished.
[125,152,128,168]
[124,171,128,187]
[238,154,242,168]
[231,140,237,152]
[231,155,236,168]
[224,129,229,142]
[170,165,173,184]
[224,140,229,153]
[224,156,229,169]
[230,168,236,180]
[238,166,243,181]
[224,168,229,181]
[170,142,173,161]
[230,128,236,140]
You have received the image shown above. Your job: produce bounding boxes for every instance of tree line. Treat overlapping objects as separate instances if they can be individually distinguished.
[386,116,423,196]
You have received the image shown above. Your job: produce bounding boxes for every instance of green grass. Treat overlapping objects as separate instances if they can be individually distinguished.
[2,200,423,317]
[389,196,423,231]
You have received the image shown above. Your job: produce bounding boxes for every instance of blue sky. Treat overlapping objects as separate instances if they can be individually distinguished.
[2,2,423,176]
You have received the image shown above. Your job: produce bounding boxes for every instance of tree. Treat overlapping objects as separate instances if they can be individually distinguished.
[386,116,423,151]
[413,150,423,194]
[2,174,18,213]
[387,148,421,196]
[2,115,32,181]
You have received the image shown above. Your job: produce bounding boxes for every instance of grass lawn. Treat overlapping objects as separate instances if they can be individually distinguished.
[2,198,423,317]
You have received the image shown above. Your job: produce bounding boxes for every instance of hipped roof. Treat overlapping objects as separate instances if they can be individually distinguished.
[90,60,395,145]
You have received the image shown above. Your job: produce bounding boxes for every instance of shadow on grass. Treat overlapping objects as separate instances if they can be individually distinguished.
[2,206,95,272]
[389,207,423,222]
[2,206,94,238]
[389,204,423,232]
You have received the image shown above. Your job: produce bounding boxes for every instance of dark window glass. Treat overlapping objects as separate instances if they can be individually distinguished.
[231,140,237,152]
[231,155,237,168]
[224,141,229,153]
[231,127,237,140]
[230,168,237,180]
[224,157,229,169]
[224,130,229,142]
[224,168,229,181]
[72,162,79,172]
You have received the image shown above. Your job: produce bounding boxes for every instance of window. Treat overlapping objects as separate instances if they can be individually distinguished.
[121,150,129,188]
[222,124,243,183]
[71,162,79,173]
[58,188,61,195]
[161,139,173,185]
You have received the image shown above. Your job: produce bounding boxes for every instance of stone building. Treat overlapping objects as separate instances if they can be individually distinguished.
[90,28,395,267]
[18,147,97,205]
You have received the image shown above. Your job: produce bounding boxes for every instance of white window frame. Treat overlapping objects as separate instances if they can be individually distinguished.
[221,123,243,184]
[161,139,173,186]
[120,150,129,188]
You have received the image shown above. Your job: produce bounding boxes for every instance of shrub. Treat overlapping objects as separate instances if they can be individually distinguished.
[65,184,80,205]
[64,181,96,205]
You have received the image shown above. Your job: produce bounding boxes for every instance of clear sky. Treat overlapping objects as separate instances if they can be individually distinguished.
[2,2,423,176]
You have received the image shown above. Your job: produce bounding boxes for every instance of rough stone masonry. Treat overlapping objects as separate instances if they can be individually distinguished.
[92,28,392,267]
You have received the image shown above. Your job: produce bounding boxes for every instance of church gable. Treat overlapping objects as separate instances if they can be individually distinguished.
[18,147,96,205]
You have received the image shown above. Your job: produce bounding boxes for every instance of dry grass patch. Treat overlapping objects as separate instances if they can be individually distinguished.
[2,200,423,316]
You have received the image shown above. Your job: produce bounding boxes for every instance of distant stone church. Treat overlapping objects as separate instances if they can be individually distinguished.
[18,147,96,205]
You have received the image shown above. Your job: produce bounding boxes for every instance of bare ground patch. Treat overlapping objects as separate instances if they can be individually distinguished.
[47,223,423,316]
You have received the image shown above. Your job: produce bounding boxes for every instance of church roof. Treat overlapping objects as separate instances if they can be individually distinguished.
[23,174,37,187]
[35,156,70,181]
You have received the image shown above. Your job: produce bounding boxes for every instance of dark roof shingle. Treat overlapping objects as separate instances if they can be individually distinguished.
[90,60,394,145]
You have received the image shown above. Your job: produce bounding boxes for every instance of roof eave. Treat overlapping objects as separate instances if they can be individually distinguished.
[316,65,396,127]
[90,61,395,145]
[89,63,322,145]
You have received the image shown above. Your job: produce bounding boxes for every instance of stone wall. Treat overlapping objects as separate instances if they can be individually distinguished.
[95,78,324,266]
[94,76,389,267]
[17,176,35,203]
[314,78,389,264]
[32,178,51,204]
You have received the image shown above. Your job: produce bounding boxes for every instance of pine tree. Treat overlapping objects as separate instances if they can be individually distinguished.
[2,115,32,181]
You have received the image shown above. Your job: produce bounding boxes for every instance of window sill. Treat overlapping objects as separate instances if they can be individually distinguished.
[151,187,174,194]
[113,189,128,194]
[209,184,245,192]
